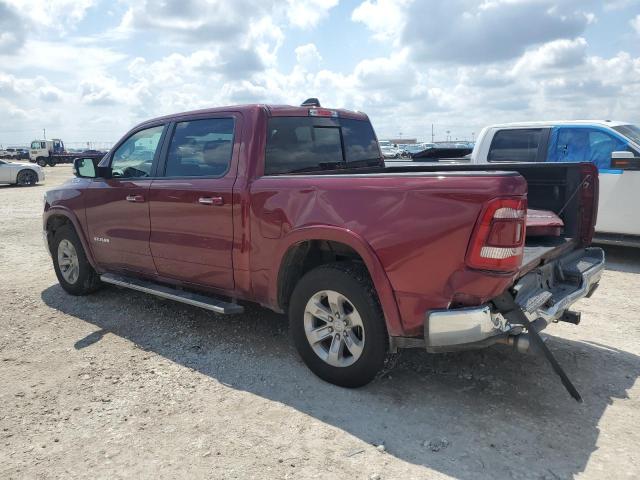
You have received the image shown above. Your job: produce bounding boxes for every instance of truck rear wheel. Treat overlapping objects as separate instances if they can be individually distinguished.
[289,262,390,387]
[52,225,102,295]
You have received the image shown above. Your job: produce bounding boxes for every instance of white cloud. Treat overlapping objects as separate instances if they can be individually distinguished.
[351,0,411,42]
[631,15,640,34]
[0,2,25,53]
[286,0,339,28]
[355,0,594,64]
[295,44,322,68]
[0,0,639,146]
[5,0,95,27]
[512,37,588,75]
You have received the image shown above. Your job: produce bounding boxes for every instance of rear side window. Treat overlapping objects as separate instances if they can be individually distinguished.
[164,118,234,177]
[264,117,380,175]
[487,129,543,162]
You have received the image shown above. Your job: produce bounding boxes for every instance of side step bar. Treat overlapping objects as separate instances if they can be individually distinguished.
[100,273,244,315]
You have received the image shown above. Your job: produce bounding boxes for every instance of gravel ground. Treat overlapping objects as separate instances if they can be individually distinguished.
[1,165,639,479]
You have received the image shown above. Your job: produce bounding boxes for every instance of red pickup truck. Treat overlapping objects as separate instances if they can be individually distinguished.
[43,102,604,398]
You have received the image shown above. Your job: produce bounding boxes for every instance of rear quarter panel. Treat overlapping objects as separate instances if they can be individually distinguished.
[250,172,527,336]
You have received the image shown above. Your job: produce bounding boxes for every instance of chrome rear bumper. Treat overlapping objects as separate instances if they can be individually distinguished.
[424,247,605,353]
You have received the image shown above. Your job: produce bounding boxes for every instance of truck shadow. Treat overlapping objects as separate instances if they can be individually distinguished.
[41,285,639,479]
[599,244,640,274]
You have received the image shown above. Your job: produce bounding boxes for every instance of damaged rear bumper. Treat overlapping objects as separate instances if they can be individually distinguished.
[423,247,605,353]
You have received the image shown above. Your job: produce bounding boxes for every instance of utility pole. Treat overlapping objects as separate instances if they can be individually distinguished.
[431,124,434,143]
[43,128,46,140]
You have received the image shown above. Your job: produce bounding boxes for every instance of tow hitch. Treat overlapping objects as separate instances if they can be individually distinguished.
[493,292,582,402]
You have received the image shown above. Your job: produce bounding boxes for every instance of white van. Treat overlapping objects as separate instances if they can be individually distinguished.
[471,121,640,247]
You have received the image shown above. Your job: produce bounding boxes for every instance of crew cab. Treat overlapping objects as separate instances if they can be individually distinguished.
[43,103,604,396]
[471,121,640,247]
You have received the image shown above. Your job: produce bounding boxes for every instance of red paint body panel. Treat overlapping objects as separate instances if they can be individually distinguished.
[43,103,595,339]
[85,179,156,275]
[249,173,526,335]
[148,177,236,289]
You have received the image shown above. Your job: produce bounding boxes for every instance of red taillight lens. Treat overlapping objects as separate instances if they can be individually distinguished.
[466,198,527,272]
[579,163,598,245]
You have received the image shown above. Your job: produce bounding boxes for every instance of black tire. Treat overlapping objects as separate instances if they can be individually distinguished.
[51,224,102,295]
[289,262,390,388]
[48,159,57,167]
[37,157,47,167]
[16,169,38,186]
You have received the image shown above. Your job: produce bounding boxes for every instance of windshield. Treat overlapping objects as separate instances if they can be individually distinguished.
[613,124,640,146]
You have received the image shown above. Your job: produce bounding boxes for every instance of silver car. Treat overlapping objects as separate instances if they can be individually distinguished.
[0,159,45,186]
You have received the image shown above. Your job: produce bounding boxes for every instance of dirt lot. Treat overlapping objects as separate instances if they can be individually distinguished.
[1,165,639,479]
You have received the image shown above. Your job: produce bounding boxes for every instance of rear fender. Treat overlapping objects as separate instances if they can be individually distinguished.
[270,226,403,336]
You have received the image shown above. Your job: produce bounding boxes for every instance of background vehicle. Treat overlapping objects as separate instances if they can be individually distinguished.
[378,140,401,159]
[29,138,106,167]
[0,147,22,159]
[43,103,602,399]
[400,143,435,157]
[471,121,640,247]
[0,159,44,186]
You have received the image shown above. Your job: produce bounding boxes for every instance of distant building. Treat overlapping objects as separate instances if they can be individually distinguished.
[387,138,417,145]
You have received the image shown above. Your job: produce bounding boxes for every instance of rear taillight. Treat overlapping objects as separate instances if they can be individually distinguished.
[580,163,598,245]
[308,108,338,117]
[466,198,527,272]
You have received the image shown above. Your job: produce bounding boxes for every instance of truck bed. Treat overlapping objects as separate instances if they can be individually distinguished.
[292,161,594,276]
[522,237,575,274]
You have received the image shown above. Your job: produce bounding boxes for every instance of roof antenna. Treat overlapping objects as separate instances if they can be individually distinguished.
[301,98,321,107]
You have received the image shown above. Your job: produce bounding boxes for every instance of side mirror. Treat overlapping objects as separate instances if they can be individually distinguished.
[611,151,634,159]
[611,151,640,170]
[72,158,98,178]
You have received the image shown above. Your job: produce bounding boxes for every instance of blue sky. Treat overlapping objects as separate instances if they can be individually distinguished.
[1,0,639,147]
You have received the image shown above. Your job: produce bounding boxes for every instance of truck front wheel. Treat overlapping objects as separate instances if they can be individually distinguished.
[52,225,102,295]
[36,157,47,167]
[289,262,390,387]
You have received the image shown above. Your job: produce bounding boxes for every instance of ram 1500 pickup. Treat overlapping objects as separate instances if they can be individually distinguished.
[43,101,604,399]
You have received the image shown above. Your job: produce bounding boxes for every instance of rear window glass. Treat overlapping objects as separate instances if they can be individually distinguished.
[264,117,380,175]
[164,118,234,177]
[487,129,543,162]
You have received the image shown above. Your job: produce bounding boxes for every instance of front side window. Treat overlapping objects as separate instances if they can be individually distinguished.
[487,129,543,162]
[164,118,234,177]
[264,117,380,175]
[547,127,631,170]
[111,125,164,178]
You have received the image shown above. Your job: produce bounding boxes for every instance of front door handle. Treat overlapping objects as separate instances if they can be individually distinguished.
[199,196,224,206]
[125,194,145,203]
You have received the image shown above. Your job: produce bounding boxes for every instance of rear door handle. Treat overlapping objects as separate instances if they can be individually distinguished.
[199,196,224,206]
[125,194,145,203]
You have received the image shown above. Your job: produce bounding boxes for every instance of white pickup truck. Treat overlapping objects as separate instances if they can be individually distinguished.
[470,121,640,247]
